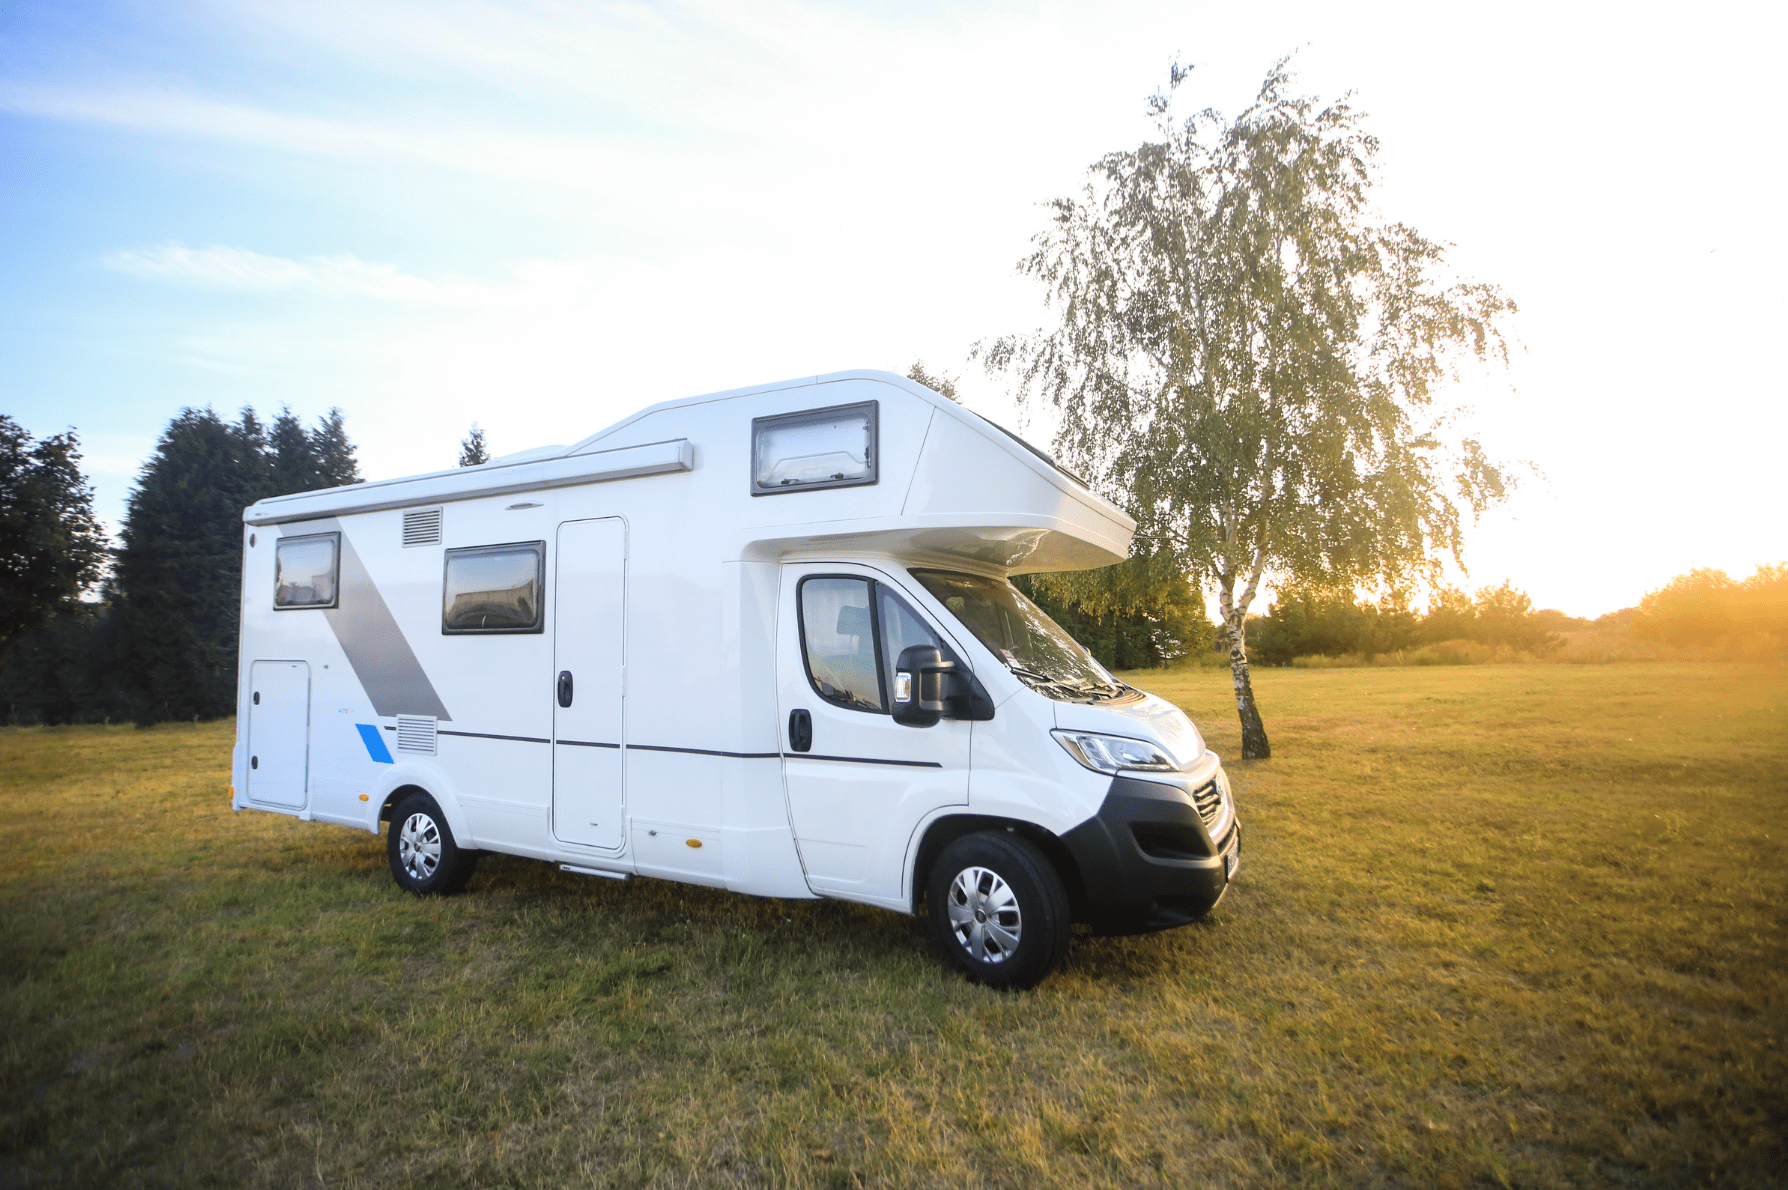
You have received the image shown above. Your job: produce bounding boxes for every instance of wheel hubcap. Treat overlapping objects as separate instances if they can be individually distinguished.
[398,812,442,880]
[946,865,1022,964]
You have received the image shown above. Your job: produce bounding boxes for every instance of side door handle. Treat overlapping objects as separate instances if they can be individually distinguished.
[787,708,812,753]
[557,670,574,708]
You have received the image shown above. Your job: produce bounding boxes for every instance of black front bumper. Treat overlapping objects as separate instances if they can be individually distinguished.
[1059,773,1240,935]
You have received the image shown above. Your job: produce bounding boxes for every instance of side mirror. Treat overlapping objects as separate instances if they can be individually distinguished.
[892,645,953,727]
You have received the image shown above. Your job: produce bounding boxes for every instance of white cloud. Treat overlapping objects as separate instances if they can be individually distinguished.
[104,242,523,307]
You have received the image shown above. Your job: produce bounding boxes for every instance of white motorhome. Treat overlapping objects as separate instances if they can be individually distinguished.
[233,369,1239,988]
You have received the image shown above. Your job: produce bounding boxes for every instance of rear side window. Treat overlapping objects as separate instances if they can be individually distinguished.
[443,542,545,634]
[274,533,339,609]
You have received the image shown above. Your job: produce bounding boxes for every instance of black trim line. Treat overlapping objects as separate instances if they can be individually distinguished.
[793,753,944,768]
[628,743,780,760]
[373,730,936,768]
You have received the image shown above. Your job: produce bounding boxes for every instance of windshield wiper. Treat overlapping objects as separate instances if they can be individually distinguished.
[1006,662,1126,701]
[1004,662,1082,692]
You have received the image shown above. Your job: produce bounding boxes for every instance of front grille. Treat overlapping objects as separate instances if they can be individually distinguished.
[1190,778,1223,828]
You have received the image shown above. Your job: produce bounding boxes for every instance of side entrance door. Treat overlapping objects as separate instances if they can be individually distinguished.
[775,563,971,902]
[247,660,310,808]
[552,518,626,851]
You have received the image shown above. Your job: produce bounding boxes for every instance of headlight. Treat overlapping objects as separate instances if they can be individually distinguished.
[1051,730,1179,775]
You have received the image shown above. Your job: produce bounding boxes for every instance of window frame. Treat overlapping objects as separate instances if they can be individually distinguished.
[440,540,547,636]
[749,400,879,496]
[272,531,341,611]
[795,574,966,715]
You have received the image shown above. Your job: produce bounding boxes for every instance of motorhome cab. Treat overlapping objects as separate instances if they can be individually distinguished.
[233,370,1240,988]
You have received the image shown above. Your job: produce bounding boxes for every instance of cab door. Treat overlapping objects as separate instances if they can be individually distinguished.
[775,563,971,902]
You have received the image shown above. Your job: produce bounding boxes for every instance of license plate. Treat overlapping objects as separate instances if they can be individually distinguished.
[1224,847,1240,881]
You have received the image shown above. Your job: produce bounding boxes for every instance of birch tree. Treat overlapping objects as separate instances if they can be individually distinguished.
[986,61,1514,757]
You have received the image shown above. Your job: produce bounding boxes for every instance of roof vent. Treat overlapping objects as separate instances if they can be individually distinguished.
[403,508,442,547]
[395,716,438,755]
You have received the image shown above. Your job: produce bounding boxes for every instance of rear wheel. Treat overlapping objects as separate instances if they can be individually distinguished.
[927,831,1070,990]
[387,792,478,895]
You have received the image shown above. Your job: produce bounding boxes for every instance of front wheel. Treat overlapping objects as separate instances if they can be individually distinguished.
[387,792,478,895]
[927,831,1070,990]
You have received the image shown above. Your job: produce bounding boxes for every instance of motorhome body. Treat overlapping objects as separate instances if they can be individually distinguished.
[234,369,1240,987]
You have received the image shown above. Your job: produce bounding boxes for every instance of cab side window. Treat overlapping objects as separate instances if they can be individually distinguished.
[798,577,885,712]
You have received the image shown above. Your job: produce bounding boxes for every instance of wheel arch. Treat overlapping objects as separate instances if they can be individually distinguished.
[370,764,475,842]
[908,813,1086,918]
[377,783,428,826]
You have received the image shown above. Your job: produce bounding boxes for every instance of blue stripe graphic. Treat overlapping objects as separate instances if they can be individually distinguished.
[356,723,394,764]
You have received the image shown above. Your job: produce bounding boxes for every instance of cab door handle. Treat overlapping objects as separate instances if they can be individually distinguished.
[557,670,574,708]
[787,708,812,753]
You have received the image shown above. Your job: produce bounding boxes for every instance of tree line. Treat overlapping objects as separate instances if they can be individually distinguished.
[1630,565,1788,656]
[0,408,359,724]
[1245,581,1566,664]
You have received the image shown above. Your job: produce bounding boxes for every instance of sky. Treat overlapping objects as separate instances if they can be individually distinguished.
[2,0,1783,619]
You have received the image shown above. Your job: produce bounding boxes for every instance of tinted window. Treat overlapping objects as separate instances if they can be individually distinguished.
[443,542,544,634]
[274,533,339,608]
[799,577,884,712]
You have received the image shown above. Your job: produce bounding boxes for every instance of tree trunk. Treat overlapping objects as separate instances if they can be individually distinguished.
[1222,614,1271,759]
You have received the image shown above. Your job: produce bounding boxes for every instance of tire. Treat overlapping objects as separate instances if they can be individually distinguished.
[927,831,1071,990]
[387,792,478,895]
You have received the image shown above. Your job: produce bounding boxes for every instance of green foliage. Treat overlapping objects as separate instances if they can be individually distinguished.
[985,59,1515,756]
[1634,564,1788,655]
[458,422,490,467]
[0,599,136,724]
[1248,587,1418,664]
[1,406,364,724]
[1015,554,1212,669]
[117,410,283,721]
[905,361,962,403]
[1250,581,1559,664]
[268,406,360,493]
[0,417,108,668]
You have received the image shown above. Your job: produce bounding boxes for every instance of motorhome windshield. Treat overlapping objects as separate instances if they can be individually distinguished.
[909,569,1126,701]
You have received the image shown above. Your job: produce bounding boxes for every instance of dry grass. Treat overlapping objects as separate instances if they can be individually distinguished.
[2,663,1784,1188]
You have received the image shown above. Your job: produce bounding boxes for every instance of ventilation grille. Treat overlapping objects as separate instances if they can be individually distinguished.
[396,716,438,755]
[403,508,442,547]
[1190,778,1224,828]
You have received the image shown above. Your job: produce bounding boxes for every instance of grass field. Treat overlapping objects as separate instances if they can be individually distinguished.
[2,663,1784,1188]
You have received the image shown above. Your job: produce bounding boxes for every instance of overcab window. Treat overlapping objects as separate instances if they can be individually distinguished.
[442,542,545,634]
[273,533,340,609]
[751,401,877,495]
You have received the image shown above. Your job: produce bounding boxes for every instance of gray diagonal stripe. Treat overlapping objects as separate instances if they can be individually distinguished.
[278,520,452,721]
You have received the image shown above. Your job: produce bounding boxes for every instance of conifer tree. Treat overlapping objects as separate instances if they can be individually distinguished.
[0,417,108,669]
[115,406,360,721]
[458,423,490,467]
